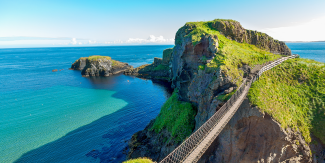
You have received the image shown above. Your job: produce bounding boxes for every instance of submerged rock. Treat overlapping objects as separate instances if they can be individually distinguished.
[71,55,132,77]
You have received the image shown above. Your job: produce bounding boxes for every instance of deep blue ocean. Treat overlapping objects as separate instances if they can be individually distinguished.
[0,43,324,163]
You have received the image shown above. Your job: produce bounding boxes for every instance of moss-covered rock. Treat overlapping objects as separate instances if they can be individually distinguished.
[127,91,196,162]
[124,48,173,81]
[71,55,132,77]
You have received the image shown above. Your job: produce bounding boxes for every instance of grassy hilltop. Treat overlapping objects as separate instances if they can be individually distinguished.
[249,58,325,143]
[178,19,283,85]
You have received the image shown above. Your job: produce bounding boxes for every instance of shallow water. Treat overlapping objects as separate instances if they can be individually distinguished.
[0,46,173,163]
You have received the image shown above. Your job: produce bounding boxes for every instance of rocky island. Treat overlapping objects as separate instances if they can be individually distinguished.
[125,19,325,163]
[71,55,132,77]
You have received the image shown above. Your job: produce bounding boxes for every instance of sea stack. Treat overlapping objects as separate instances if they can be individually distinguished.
[71,55,133,77]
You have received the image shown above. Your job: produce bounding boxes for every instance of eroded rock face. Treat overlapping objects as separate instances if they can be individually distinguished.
[71,57,132,77]
[199,98,312,163]
[172,25,219,102]
[210,20,291,55]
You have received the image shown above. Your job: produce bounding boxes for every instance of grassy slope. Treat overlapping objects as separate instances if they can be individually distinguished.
[150,91,196,143]
[123,158,154,163]
[248,58,325,143]
[181,20,281,86]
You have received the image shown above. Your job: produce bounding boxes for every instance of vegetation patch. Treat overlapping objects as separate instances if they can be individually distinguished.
[216,90,236,102]
[181,19,281,86]
[150,90,197,143]
[248,58,325,143]
[123,158,154,163]
[153,64,169,71]
[81,55,112,61]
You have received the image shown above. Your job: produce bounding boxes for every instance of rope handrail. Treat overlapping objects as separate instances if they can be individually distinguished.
[159,54,299,163]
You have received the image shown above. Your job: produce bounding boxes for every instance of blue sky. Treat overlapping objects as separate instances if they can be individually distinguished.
[1,0,325,48]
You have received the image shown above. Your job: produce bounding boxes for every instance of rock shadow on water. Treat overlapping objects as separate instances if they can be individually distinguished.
[14,75,172,163]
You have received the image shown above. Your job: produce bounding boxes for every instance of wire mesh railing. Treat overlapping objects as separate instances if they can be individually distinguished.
[159,54,299,163]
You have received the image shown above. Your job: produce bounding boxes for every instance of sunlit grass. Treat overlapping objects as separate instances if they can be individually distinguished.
[248,58,325,143]
[179,19,281,86]
[150,90,196,143]
[123,157,154,163]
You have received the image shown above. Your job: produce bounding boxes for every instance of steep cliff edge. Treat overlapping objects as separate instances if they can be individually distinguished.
[127,19,324,162]
[71,55,132,77]
[200,58,325,163]
[200,97,312,163]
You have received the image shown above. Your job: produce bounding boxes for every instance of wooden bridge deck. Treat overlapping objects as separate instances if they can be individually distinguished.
[183,83,250,162]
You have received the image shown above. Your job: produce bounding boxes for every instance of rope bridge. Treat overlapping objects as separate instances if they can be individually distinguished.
[160,54,299,163]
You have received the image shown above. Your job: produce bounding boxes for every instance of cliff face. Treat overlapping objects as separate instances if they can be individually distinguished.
[124,48,173,81]
[209,19,291,55]
[127,19,320,162]
[71,56,132,77]
[199,98,312,163]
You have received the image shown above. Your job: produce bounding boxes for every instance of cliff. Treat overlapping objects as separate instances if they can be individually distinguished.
[127,19,324,163]
[71,55,132,77]
[124,48,173,81]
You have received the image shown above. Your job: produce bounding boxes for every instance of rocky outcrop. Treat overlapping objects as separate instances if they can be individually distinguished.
[127,120,181,162]
[124,48,173,81]
[209,19,291,55]
[199,98,312,163]
[127,19,316,162]
[71,56,132,77]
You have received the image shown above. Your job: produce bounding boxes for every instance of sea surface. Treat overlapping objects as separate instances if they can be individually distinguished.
[0,46,173,163]
[0,42,324,163]
[286,42,325,63]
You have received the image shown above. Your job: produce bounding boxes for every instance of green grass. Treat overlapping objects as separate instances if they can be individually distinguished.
[180,19,281,86]
[79,55,117,66]
[150,90,197,143]
[248,58,325,143]
[81,55,112,61]
[123,158,154,163]
[216,90,236,102]
[153,64,169,71]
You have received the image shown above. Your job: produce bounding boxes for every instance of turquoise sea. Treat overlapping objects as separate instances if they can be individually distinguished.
[0,43,324,163]
[0,46,173,163]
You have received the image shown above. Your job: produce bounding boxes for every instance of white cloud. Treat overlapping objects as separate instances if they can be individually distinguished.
[125,35,174,44]
[88,40,97,44]
[260,16,325,41]
[71,38,77,45]
[47,35,174,47]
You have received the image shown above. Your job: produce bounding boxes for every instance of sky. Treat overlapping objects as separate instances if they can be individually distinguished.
[1,0,325,48]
